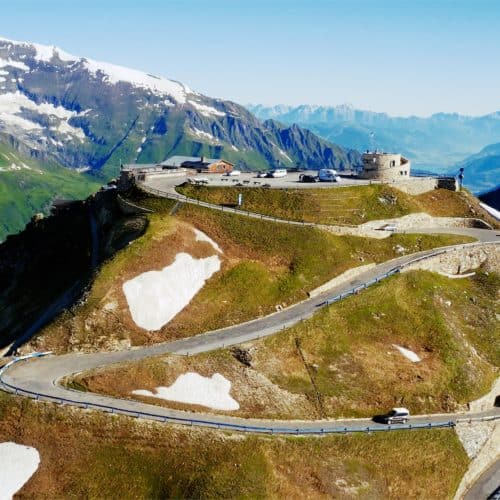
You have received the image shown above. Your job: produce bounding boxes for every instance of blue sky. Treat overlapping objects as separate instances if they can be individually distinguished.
[1,0,499,116]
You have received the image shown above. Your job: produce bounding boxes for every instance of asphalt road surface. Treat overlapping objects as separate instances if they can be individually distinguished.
[464,459,500,500]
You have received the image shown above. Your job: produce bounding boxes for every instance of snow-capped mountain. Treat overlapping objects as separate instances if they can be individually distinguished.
[0,37,359,175]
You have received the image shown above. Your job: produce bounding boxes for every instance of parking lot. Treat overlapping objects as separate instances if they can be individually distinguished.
[146,170,374,192]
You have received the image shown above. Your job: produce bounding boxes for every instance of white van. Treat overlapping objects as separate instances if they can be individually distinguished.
[382,407,410,424]
[318,169,338,182]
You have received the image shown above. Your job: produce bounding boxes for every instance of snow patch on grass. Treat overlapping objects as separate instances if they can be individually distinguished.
[393,344,421,363]
[123,253,221,331]
[132,372,239,411]
[438,271,476,279]
[0,442,40,499]
[193,228,223,253]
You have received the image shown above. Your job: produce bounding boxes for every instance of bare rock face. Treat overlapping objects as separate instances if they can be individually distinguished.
[0,190,147,352]
[231,347,253,367]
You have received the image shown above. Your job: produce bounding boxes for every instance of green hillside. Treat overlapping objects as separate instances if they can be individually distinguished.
[74,269,499,419]
[0,143,101,241]
[177,183,499,227]
[33,197,473,353]
[0,391,467,498]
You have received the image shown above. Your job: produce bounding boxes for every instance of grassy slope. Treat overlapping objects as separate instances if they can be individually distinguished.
[0,143,101,241]
[0,392,468,498]
[177,183,499,227]
[33,197,473,353]
[76,270,499,420]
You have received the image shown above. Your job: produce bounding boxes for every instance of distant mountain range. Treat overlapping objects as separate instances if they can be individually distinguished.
[248,104,500,191]
[454,142,500,194]
[0,37,359,238]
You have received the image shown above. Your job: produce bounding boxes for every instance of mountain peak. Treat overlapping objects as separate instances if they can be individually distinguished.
[0,36,191,103]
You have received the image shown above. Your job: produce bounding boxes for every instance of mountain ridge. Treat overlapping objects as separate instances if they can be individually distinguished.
[248,104,500,191]
[0,37,359,176]
[0,36,359,239]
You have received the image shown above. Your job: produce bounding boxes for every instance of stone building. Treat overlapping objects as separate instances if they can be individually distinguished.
[360,152,411,181]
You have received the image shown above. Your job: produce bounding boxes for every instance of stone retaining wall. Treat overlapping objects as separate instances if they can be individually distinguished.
[360,213,491,231]
[402,243,500,275]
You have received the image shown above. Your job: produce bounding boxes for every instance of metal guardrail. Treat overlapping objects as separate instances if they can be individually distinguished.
[319,241,499,307]
[138,182,360,228]
[0,367,464,435]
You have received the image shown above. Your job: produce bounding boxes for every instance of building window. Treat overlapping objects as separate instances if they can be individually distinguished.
[390,160,396,167]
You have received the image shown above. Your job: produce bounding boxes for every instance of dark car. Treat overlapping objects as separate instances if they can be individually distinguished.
[299,174,318,183]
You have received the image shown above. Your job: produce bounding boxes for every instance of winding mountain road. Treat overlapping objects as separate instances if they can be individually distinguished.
[1,178,499,436]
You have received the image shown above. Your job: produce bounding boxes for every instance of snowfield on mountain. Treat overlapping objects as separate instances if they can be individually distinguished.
[392,344,421,363]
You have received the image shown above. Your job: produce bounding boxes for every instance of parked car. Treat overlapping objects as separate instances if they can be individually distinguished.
[299,174,318,183]
[256,171,268,178]
[267,168,287,178]
[225,170,241,176]
[376,407,410,424]
[318,169,338,182]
